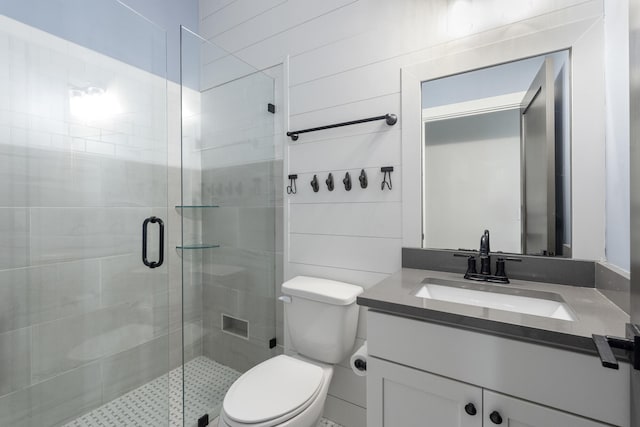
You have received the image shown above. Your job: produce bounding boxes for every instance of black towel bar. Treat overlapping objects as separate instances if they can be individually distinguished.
[287,113,397,141]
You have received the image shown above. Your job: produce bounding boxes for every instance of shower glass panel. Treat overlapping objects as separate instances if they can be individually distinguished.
[0,2,170,426]
[180,27,280,425]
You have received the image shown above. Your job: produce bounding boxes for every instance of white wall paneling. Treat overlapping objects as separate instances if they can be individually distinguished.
[199,0,236,21]
[214,0,366,67]
[289,234,401,274]
[290,59,402,115]
[288,129,401,172]
[290,203,401,238]
[232,1,366,71]
[288,0,598,88]
[199,0,287,40]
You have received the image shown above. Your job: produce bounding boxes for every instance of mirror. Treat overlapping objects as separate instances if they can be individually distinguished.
[421,51,570,256]
[401,9,607,261]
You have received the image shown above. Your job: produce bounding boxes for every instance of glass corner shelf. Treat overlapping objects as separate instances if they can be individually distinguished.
[176,244,220,250]
[175,205,220,209]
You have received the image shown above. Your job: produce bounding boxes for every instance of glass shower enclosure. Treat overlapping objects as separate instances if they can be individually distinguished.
[0,1,173,426]
[0,3,281,426]
[179,28,282,425]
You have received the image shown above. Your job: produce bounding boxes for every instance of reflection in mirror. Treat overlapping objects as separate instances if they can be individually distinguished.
[421,50,570,256]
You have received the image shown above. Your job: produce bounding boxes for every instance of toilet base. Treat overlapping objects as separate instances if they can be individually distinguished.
[218,405,323,427]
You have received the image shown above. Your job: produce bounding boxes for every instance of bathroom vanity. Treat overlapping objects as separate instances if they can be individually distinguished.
[358,268,630,427]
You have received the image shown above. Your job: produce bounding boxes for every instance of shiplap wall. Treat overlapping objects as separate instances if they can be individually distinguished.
[198,1,602,425]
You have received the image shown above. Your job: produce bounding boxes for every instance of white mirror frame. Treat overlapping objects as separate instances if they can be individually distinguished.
[401,3,605,261]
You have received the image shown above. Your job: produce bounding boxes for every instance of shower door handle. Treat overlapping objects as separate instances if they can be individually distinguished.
[142,216,164,268]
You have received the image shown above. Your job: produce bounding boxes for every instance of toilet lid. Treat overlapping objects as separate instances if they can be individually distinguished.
[223,355,324,424]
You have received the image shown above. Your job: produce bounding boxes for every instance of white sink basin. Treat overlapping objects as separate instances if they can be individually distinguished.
[413,278,575,321]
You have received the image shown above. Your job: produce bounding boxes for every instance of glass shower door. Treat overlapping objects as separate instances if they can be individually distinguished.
[180,27,280,426]
[0,2,171,426]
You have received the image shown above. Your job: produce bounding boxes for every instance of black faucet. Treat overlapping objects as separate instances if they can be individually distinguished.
[454,229,521,284]
[479,229,491,275]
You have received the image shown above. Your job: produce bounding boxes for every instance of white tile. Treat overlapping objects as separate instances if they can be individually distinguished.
[0,125,9,144]
[10,127,27,146]
[9,112,28,129]
[71,138,86,152]
[99,132,129,146]
[85,139,115,156]
[50,134,73,150]
[69,124,101,138]
[27,129,51,148]
[0,208,30,269]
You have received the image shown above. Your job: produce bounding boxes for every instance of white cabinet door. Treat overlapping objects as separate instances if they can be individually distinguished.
[367,357,482,427]
[483,390,609,427]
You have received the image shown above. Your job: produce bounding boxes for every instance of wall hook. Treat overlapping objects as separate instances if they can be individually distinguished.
[343,172,352,191]
[359,169,368,189]
[381,166,393,190]
[326,173,334,191]
[310,175,319,192]
[287,174,297,195]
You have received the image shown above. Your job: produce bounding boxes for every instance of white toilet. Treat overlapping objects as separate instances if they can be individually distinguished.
[218,276,363,427]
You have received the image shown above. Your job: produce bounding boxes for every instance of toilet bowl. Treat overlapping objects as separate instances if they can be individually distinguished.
[218,355,333,427]
[218,276,363,427]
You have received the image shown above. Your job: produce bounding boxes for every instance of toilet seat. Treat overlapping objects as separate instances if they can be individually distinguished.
[222,355,327,426]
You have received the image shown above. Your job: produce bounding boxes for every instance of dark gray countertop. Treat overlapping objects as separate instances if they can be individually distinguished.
[357,268,630,355]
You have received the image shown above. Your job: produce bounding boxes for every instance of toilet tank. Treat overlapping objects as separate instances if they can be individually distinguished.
[282,276,363,364]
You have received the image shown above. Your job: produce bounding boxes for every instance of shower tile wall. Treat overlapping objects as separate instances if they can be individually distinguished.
[0,17,198,426]
[198,68,284,374]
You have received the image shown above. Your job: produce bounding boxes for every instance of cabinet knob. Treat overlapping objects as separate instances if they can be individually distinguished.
[464,403,477,416]
[489,411,503,424]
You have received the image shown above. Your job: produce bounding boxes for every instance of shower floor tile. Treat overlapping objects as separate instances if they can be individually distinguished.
[65,356,240,427]
[64,356,343,427]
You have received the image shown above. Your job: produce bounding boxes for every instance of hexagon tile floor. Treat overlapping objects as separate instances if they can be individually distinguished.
[64,356,343,427]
